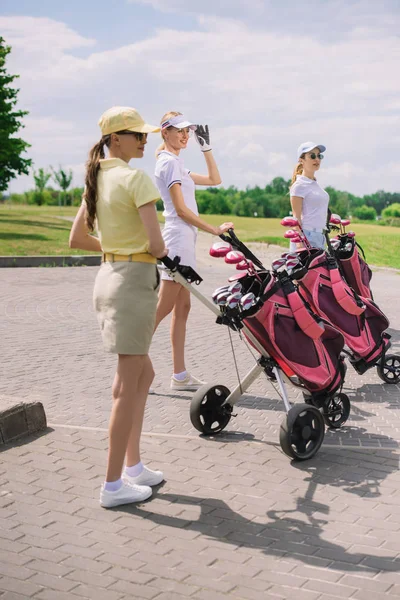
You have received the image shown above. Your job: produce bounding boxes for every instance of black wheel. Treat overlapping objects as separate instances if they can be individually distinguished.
[322,393,350,429]
[279,404,325,461]
[377,354,400,384]
[190,384,233,435]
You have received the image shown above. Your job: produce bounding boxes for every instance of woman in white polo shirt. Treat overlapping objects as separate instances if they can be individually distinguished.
[154,111,234,392]
[289,141,329,250]
[69,106,168,509]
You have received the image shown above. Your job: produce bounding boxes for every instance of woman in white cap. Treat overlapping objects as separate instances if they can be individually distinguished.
[154,111,234,391]
[69,106,168,508]
[289,141,329,250]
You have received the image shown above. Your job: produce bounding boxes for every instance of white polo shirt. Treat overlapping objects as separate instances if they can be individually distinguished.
[290,175,329,231]
[154,150,198,221]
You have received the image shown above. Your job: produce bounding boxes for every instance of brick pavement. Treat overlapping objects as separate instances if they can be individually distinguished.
[0,232,400,599]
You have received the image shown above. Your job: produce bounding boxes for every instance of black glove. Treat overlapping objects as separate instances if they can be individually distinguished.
[194,124,212,152]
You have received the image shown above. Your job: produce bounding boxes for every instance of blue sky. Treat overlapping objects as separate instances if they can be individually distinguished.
[1,0,400,196]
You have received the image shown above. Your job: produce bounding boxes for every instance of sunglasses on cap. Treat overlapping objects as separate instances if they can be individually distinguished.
[308,152,324,160]
[116,130,148,142]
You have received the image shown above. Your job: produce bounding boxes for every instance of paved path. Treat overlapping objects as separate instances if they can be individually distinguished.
[1,233,400,599]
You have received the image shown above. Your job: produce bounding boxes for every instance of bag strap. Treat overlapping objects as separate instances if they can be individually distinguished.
[280,275,325,339]
[326,256,365,315]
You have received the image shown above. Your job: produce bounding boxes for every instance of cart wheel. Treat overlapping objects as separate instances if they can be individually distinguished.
[322,393,350,429]
[279,404,325,461]
[190,384,233,435]
[377,354,400,384]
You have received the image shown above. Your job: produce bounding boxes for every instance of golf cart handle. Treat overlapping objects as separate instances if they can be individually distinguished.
[220,228,239,244]
[158,255,176,270]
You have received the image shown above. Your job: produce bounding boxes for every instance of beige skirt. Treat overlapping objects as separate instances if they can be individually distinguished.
[93,262,160,355]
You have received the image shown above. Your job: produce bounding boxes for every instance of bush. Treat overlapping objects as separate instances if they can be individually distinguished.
[352,205,377,220]
[382,203,400,218]
[378,217,400,227]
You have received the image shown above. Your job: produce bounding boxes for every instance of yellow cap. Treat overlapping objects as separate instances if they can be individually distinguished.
[98,106,160,136]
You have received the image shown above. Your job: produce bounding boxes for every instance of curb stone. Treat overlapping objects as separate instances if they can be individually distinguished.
[0,255,101,268]
[0,402,47,444]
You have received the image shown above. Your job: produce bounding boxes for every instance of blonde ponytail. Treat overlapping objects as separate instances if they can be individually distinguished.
[290,159,304,189]
[155,110,183,158]
[155,141,166,158]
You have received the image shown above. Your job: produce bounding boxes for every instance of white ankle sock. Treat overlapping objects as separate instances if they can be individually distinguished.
[125,461,143,477]
[104,478,122,492]
[173,370,188,381]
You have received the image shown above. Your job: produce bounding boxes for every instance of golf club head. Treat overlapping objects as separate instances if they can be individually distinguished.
[347,230,356,238]
[225,250,245,264]
[341,219,351,227]
[226,292,242,309]
[281,216,299,228]
[240,293,256,310]
[236,259,250,271]
[228,272,248,282]
[330,214,342,225]
[330,239,341,250]
[212,285,230,303]
[228,281,243,294]
[285,258,300,270]
[283,229,299,239]
[216,291,231,306]
[344,242,352,252]
[285,252,299,261]
[272,258,287,272]
[209,241,232,258]
[289,236,303,244]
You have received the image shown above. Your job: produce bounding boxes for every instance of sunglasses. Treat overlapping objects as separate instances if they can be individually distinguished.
[308,152,324,160]
[116,130,148,142]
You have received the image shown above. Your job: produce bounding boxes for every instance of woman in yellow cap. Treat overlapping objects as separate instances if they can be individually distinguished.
[69,106,168,508]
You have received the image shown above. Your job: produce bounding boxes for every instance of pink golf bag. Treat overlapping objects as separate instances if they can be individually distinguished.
[291,249,390,374]
[239,270,346,398]
[331,235,373,299]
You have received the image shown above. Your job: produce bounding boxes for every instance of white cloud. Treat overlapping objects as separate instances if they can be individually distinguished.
[2,11,400,196]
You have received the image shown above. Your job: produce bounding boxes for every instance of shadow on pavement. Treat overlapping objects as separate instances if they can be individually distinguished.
[117,445,400,576]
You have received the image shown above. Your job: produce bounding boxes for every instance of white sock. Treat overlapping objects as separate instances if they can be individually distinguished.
[125,461,143,477]
[173,370,188,381]
[104,478,122,492]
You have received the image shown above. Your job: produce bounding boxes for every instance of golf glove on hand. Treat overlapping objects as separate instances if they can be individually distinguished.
[194,125,212,152]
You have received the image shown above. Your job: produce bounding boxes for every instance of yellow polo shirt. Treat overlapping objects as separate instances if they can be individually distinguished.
[95,158,160,261]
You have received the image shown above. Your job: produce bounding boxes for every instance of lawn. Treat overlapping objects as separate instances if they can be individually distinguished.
[1,204,399,269]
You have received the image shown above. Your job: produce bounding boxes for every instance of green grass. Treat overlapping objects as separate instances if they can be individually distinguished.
[1,204,399,269]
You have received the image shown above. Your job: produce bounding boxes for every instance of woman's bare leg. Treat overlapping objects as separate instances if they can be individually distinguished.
[154,280,181,331]
[125,355,154,466]
[106,354,147,482]
[170,287,191,374]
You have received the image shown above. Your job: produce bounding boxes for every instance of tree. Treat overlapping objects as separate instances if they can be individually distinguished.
[33,168,51,193]
[0,37,32,192]
[51,166,73,206]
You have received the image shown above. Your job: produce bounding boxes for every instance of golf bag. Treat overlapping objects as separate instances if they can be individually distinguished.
[329,235,373,300]
[291,248,390,374]
[236,270,346,399]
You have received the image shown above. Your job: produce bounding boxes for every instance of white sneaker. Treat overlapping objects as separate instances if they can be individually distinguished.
[170,373,205,391]
[100,481,152,508]
[123,465,164,487]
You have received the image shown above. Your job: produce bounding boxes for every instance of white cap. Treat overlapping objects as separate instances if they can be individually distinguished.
[297,141,326,159]
[161,115,197,130]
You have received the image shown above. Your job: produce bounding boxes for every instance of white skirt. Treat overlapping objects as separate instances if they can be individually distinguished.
[161,220,197,281]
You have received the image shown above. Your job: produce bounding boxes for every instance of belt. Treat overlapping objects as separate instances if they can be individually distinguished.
[102,252,156,264]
